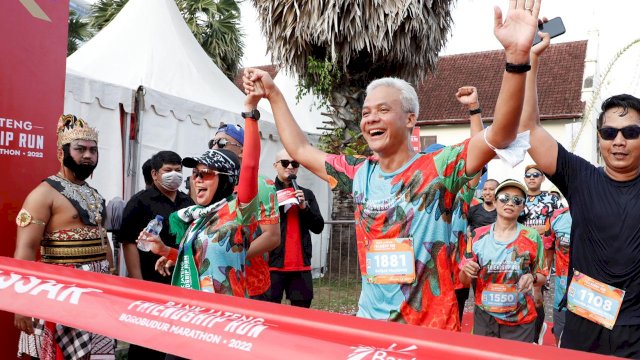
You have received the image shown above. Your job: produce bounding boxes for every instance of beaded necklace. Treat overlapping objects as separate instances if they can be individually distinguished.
[55,173,107,247]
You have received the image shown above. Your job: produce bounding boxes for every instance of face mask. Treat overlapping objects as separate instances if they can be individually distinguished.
[63,146,97,181]
[160,171,183,191]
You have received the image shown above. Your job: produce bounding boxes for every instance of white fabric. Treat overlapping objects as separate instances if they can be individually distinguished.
[258,70,329,134]
[64,73,129,203]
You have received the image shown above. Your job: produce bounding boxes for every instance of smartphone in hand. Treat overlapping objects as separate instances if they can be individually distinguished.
[533,17,565,45]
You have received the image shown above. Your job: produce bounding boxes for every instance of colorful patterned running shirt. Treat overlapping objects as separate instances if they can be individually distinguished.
[522,192,563,228]
[325,140,473,330]
[451,184,476,290]
[172,196,259,296]
[470,224,544,325]
[543,207,572,310]
[245,174,279,296]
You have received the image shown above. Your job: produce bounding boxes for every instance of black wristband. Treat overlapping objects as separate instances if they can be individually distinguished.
[505,62,531,73]
[469,108,482,116]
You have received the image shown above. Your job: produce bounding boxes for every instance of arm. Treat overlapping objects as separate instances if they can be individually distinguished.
[466,1,541,175]
[237,99,261,204]
[300,190,325,234]
[456,86,484,136]
[460,260,480,287]
[517,30,558,175]
[122,243,143,279]
[247,223,280,259]
[243,69,329,181]
[457,86,484,188]
[14,184,52,334]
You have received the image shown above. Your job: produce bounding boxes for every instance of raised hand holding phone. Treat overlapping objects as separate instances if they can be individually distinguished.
[533,17,565,45]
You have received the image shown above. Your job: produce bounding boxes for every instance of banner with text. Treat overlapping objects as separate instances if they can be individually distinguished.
[0,1,70,357]
[0,257,608,360]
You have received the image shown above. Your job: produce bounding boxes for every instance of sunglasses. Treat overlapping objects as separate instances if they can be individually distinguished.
[208,138,242,150]
[524,172,542,179]
[597,125,640,141]
[496,193,525,206]
[277,159,300,168]
[192,168,233,180]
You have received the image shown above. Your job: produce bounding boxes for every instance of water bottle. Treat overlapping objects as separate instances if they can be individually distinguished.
[137,215,164,252]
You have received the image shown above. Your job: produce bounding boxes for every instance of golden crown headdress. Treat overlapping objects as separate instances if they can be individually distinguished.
[56,114,98,148]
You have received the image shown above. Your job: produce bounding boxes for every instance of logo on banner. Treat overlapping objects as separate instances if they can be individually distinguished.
[410,127,421,152]
[19,0,51,21]
[0,117,46,158]
[348,343,418,360]
[0,270,101,304]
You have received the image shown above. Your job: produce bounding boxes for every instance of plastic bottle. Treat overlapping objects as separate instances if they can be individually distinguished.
[137,215,164,252]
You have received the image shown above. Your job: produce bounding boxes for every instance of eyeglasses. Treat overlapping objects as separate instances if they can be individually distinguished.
[496,193,525,206]
[277,159,300,168]
[597,125,640,141]
[192,168,233,180]
[208,138,242,150]
[524,172,542,179]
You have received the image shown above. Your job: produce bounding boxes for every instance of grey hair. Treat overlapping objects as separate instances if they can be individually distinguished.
[366,77,419,118]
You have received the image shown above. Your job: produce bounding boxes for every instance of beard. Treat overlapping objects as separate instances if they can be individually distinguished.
[63,147,97,181]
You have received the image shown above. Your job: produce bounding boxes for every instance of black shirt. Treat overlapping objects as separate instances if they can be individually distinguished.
[118,186,194,284]
[468,203,497,233]
[550,144,640,325]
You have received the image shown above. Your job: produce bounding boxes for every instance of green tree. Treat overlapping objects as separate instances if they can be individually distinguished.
[89,0,244,80]
[252,0,455,154]
[68,9,93,56]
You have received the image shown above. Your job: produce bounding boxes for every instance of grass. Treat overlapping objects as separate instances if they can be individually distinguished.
[311,277,361,314]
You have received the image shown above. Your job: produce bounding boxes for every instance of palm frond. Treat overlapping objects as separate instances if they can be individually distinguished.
[252,0,454,84]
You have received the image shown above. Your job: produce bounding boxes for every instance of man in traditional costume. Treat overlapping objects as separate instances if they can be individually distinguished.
[14,114,115,360]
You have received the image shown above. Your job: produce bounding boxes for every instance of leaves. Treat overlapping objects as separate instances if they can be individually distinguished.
[68,9,93,56]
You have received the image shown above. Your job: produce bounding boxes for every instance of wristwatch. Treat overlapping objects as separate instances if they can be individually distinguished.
[241,109,260,120]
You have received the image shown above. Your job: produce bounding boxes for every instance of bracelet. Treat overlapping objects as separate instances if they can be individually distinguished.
[469,108,482,116]
[505,62,531,73]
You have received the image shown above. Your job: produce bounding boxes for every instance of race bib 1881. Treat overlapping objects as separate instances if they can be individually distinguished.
[364,238,415,284]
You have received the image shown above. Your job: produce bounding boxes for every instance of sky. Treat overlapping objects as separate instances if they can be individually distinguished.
[240,0,638,71]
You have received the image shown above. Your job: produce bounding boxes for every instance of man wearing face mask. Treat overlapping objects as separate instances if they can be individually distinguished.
[118,151,194,359]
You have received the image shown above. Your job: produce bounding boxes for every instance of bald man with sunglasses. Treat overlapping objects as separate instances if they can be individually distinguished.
[267,149,324,307]
[518,31,640,357]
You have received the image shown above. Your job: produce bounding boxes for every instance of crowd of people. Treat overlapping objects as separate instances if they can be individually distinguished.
[11,0,640,358]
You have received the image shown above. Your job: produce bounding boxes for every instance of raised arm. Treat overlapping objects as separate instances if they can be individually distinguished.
[517,29,559,175]
[457,86,484,187]
[466,0,542,175]
[237,94,262,204]
[243,69,330,182]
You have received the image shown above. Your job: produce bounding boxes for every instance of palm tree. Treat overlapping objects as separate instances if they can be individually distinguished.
[252,0,455,153]
[89,0,244,80]
[68,9,93,56]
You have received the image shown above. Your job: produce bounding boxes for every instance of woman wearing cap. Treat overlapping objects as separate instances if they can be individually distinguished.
[460,179,545,343]
[140,103,261,298]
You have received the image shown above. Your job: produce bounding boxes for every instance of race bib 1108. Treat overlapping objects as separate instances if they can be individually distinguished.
[567,270,625,330]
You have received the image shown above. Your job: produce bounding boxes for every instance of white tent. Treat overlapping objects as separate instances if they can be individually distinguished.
[64,0,332,273]
[257,70,330,135]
